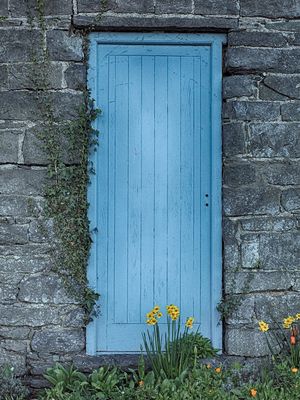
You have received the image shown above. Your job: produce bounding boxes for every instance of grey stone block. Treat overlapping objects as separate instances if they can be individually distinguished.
[266,20,300,32]
[282,188,300,212]
[262,75,300,100]
[259,84,289,101]
[262,162,300,185]
[0,130,20,163]
[115,0,154,12]
[73,14,238,30]
[224,162,256,187]
[0,64,8,88]
[0,29,42,62]
[2,340,27,353]
[241,217,299,232]
[227,48,300,73]
[225,271,294,294]
[241,239,260,269]
[0,195,43,217]
[289,33,300,46]
[9,0,72,17]
[222,123,245,156]
[0,327,30,340]
[62,307,86,327]
[224,101,280,121]
[47,31,83,62]
[64,63,86,90]
[223,75,259,99]
[0,91,83,121]
[281,102,300,121]
[228,31,290,47]
[224,243,240,270]
[31,329,84,353]
[223,218,239,245]
[260,233,300,270]
[0,223,28,245]
[0,254,52,274]
[0,285,18,303]
[194,0,238,15]
[0,243,52,257]
[227,297,255,324]
[292,276,300,291]
[73,353,142,372]
[156,0,192,13]
[255,293,300,321]
[0,167,47,195]
[241,0,300,18]
[0,348,26,375]
[78,0,154,13]
[0,304,64,326]
[77,0,112,12]
[223,186,280,216]
[0,0,8,16]
[225,328,269,356]
[8,63,63,90]
[19,274,75,304]
[247,123,300,158]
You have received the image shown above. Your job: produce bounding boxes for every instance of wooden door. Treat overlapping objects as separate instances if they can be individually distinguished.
[87,33,224,354]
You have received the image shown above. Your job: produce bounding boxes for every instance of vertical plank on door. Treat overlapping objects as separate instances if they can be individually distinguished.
[128,56,142,323]
[166,57,181,308]
[114,56,129,324]
[140,56,155,319]
[180,57,195,319]
[107,55,116,331]
[193,56,201,323]
[154,56,168,307]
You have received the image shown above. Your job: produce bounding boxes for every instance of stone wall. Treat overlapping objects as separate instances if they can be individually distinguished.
[0,0,300,387]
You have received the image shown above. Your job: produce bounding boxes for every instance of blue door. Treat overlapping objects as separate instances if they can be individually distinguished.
[87,33,224,354]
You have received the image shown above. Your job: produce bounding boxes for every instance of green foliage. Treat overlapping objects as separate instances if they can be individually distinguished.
[258,313,300,369]
[42,100,100,315]
[177,332,218,360]
[41,359,300,400]
[43,364,88,400]
[0,366,29,400]
[217,269,255,321]
[26,0,100,316]
[142,317,199,379]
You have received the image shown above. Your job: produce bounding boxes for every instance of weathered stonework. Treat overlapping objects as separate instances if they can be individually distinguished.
[0,0,300,388]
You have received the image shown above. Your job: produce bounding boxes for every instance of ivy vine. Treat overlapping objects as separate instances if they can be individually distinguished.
[26,0,100,318]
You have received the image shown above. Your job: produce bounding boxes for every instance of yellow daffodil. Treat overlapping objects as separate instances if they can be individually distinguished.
[258,320,269,332]
[291,367,299,373]
[185,317,195,329]
[283,316,295,329]
[215,367,221,373]
[146,317,157,326]
[250,388,257,397]
[166,304,180,320]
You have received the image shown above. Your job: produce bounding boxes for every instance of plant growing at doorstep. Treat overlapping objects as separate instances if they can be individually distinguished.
[142,304,214,379]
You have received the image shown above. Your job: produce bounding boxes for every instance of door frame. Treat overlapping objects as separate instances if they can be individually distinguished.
[87,32,226,355]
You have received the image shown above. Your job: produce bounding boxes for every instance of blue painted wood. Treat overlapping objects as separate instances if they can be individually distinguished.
[87,33,225,354]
